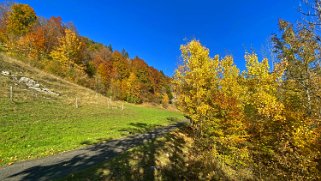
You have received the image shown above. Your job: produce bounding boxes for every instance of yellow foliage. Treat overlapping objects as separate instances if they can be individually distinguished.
[6,4,37,36]
[50,29,84,67]
[244,53,286,121]
[174,40,251,178]
[122,72,141,103]
[162,94,169,108]
[173,40,218,124]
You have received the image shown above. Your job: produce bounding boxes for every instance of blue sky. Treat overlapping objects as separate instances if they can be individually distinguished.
[16,0,301,76]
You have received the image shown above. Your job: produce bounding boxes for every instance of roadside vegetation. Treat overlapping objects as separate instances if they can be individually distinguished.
[170,5,321,180]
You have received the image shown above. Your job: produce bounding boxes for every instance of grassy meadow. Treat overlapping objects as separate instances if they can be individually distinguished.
[0,55,184,166]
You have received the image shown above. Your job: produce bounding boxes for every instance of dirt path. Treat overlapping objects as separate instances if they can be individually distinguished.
[0,121,188,181]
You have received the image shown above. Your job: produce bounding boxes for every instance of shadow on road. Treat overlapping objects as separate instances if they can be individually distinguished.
[64,121,201,181]
[2,121,188,181]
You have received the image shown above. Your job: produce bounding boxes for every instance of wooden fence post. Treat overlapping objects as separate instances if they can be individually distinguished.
[10,86,13,102]
[75,98,79,108]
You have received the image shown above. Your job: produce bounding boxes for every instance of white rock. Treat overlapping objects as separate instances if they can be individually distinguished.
[26,79,36,87]
[30,87,42,92]
[1,70,10,76]
[18,76,59,96]
[19,77,28,83]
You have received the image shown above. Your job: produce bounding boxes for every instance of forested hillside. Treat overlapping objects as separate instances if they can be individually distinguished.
[0,2,172,105]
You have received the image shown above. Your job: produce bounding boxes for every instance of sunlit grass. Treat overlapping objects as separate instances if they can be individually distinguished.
[0,55,184,166]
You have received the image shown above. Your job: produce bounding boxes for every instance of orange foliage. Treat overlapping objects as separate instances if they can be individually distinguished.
[17,26,46,59]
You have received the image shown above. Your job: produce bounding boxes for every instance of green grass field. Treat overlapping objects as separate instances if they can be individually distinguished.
[0,55,184,167]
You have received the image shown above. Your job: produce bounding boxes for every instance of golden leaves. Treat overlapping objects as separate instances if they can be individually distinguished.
[6,4,37,36]
[50,29,84,66]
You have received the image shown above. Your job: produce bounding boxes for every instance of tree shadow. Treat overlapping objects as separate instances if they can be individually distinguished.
[118,122,162,136]
[79,137,113,146]
[2,122,188,181]
[64,122,199,181]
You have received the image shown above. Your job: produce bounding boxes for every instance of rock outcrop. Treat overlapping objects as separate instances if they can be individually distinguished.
[1,70,59,96]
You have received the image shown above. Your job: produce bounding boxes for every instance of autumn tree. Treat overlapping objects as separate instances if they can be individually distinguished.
[0,1,11,44]
[131,57,157,101]
[41,16,65,54]
[111,51,130,80]
[174,40,251,179]
[242,54,288,178]
[122,72,142,103]
[173,40,217,128]
[14,16,65,61]
[6,4,37,37]
[161,93,169,108]
[49,28,85,81]
[271,19,321,179]
[273,20,321,118]
[96,61,113,93]
[131,57,150,83]
[212,56,250,172]
[149,67,165,95]
[50,29,85,67]
[16,26,45,59]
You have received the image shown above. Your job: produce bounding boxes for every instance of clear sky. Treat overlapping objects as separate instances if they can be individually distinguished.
[15,0,301,76]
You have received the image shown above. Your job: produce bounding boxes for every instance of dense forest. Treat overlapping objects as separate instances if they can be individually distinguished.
[0,2,172,105]
[172,1,321,180]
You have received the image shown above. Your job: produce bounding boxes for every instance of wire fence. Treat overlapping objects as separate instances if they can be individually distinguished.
[0,81,125,111]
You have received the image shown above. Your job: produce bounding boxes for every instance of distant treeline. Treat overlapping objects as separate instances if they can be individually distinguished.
[0,2,172,105]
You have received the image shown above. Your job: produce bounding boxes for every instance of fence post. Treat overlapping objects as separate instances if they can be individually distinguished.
[121,103,124,111]
[10,86,13,102]
[75,98,79,108]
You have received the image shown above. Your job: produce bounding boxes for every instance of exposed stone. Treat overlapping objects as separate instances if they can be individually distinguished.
[18,76,59,96]
[29,87,42,92]
[1,70,10,76]
[3,71,59,96]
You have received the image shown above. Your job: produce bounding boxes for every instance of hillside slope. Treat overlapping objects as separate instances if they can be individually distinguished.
[0,54,183,166]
